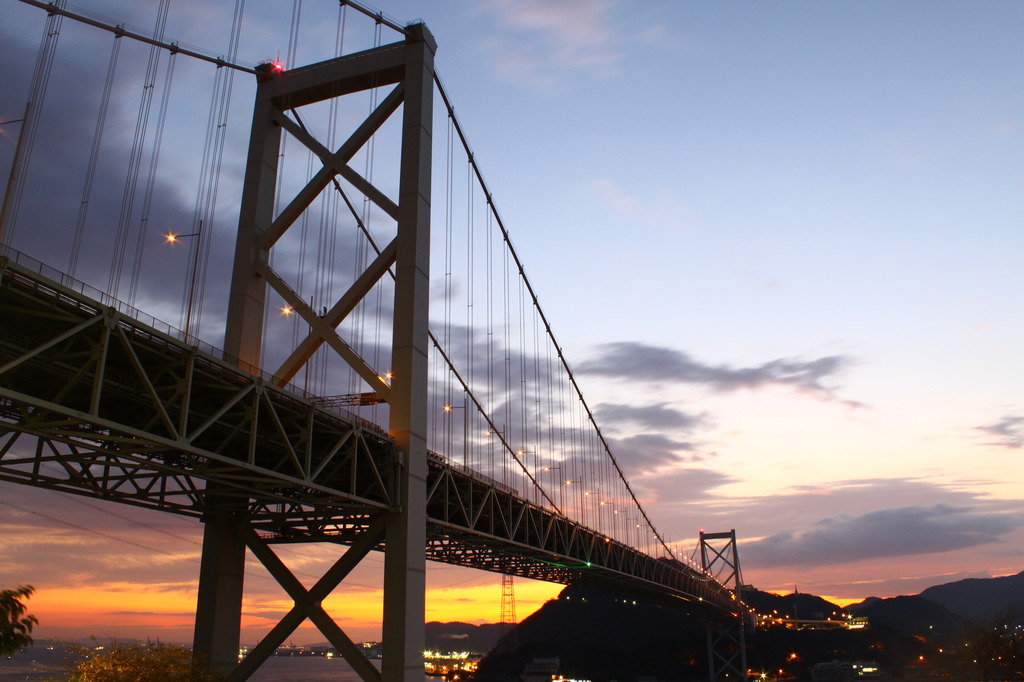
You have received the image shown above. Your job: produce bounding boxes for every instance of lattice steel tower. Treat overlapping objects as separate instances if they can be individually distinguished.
[498,573,519,654]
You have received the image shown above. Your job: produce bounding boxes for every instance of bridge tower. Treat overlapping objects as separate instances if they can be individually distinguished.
[193,22,436,682]
[700,530,748,682]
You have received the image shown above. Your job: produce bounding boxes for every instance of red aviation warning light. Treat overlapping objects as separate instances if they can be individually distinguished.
[255,60,285,82]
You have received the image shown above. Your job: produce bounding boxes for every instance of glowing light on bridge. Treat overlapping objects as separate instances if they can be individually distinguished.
[164,231,199,244]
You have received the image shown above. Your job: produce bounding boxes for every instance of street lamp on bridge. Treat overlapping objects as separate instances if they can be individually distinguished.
[163,224,202,341]
[443,398,468,468]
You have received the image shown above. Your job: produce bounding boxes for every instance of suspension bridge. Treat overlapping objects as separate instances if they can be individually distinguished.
[0,2,749,680]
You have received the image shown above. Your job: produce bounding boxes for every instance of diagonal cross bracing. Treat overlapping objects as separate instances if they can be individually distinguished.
[260,83,404,250]
[230,519,387,682]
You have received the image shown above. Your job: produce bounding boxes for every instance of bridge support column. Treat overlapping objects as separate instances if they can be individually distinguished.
[382,22,435,682]
[193,511,247,677]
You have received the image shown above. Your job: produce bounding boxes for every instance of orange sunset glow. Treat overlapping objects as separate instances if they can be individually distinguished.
[6,485,564,644]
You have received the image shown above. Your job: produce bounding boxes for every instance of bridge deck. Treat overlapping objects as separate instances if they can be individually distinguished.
[0,249,740,618]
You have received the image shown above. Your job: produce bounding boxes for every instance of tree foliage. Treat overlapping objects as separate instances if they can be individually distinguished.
[956,606,1024,681]
[67,640,217,682]
[0,585,38,656]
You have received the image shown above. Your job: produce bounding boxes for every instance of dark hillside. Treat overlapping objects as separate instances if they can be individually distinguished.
[471,571,1022,681]
[742,587,845,621]
[919,570,1024,620]
[426,621,505,653]
[474,585,706,682]
[858,595,965,641]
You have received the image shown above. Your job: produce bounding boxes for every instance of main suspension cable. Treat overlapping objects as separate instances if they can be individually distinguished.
[69,33,122,277]
[433,71,675,558]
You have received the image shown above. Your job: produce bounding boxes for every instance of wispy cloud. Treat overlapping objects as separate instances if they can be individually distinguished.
[473,0,628,85]
[486,0,614,51]
[976,415,1024,449]
[578,341,854,400]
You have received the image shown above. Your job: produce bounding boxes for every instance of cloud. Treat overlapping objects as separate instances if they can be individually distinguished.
[604,433,699,476]
[639,477,1024,592]
[586,179,701,237]
[471,0,632,86]
[651,476,1018,536]
[0,484,204,587]
[488,0,611,44]
[594,403,705,432]
[578,341,853,398]
[743,504,1024,569]
[638,467,737,501]
[976,415,1024,449]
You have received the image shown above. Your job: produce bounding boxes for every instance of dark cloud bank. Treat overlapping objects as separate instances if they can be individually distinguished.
[744,503,1024,568]
[578,341,854,400]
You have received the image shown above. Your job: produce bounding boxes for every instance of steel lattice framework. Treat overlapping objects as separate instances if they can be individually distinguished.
[0,252,741,677]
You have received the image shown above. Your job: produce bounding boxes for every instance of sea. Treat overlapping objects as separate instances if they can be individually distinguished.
[0,645,443,681]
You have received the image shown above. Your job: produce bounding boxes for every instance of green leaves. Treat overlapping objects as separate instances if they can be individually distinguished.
[0,585,38,657]
[67,640,217,682]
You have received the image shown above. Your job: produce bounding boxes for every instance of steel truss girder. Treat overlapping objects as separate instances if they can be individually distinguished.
[0,258,396,514]
[0,257,741,618]
[266,454,740,616]
[423,459,737,614]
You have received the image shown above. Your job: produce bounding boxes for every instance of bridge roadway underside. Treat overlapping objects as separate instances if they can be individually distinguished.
[0,255,740,618]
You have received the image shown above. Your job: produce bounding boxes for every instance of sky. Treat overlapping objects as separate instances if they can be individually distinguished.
[1,0,1023,650]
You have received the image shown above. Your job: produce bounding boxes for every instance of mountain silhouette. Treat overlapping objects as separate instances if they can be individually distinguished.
[468,570,1022,680]
[918,569,1024,620]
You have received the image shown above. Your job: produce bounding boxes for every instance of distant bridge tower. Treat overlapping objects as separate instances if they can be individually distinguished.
[700,530,748,682]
